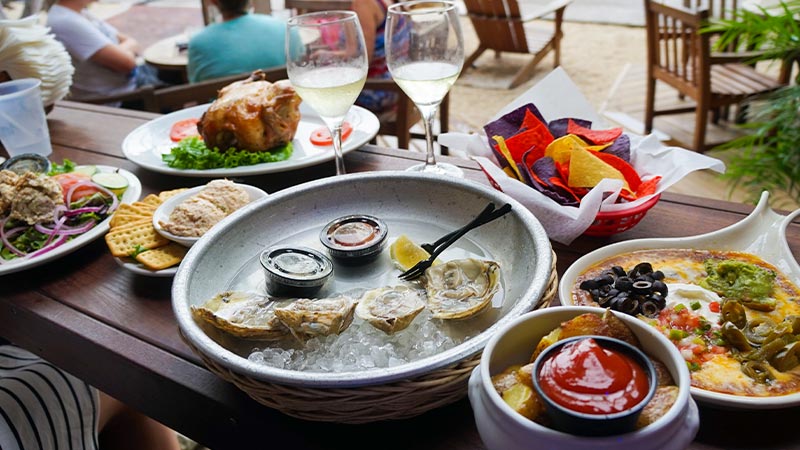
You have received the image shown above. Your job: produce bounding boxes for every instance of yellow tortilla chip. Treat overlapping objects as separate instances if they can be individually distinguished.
[544,135,587,165]
[492,136,522,181]
[567,146,628,189]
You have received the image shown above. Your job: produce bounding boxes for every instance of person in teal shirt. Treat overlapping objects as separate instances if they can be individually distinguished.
[187,0,286,83]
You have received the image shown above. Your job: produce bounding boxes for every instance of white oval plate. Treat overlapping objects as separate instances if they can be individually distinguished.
[122,103,380,177]
[559,192,800,409]
[153,183,268,247]
[0,166,142,276]
[113,256,178,278]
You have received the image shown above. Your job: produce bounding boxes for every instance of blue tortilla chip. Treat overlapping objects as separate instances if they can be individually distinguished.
[548,118,592,139]
[484,103,548,148]
[602,134,631,162]
[526,156,579,206]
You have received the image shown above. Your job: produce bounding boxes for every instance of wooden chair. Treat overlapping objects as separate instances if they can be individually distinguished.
[78,66,288,113]
[462,0,571,89]
[643,0,784,152]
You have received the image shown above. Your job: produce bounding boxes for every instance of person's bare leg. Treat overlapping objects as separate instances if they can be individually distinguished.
[98,391,180,450]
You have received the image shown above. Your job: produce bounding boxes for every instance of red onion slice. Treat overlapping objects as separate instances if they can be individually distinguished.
[28,234,69,259]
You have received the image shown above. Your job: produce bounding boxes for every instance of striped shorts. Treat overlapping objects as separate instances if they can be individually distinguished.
[0,345,99,450]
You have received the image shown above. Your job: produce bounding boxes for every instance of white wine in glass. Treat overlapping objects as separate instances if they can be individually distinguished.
[386,1,464,177]
[286,11,368,175]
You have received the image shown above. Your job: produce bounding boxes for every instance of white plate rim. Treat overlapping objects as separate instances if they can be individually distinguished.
[0,165,142,276]
[152,182,269,247]
[113,255,178,277]
[121,103,380,177]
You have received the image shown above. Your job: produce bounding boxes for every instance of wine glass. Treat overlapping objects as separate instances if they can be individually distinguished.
[385,1,464,177]
[286,11,368,175]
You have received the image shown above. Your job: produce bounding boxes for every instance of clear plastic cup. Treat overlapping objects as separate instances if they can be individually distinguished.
[0,78,52,158]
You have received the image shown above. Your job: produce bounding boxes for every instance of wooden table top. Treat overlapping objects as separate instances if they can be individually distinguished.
[2,101,799,450]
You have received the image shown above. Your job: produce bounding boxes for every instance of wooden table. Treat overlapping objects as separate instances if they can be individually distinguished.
[2,101,799,450]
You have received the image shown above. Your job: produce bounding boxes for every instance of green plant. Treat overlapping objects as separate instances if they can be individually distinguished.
[702,1,800,205]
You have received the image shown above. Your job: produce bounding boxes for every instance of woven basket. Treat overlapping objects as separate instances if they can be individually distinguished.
[183,252,558,424]
[584,194,661,236]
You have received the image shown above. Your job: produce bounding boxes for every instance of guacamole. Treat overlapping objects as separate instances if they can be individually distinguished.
[699,259,776,311]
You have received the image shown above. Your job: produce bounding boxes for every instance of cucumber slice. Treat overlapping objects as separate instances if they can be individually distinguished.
[73,165,98,176]
[91,172,129,195]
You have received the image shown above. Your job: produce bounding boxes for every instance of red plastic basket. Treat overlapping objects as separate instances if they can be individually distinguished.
[584,194,661,236]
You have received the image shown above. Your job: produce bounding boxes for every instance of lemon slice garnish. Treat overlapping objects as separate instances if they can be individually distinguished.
[390,234,434,271]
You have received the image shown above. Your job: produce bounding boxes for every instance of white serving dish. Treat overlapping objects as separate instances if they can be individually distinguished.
[153,183,268,247]
[468,306,699,450]
[559,192,800,409]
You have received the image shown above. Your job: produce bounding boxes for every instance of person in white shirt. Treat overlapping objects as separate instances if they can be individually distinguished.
[46,0,162,104]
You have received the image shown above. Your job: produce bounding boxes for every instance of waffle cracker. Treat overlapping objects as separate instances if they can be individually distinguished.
[158,188,188,201]
[105,221,169,257]
[116,202,156,217]
[139,194,163,208]
[110,213,150,229]
[135,243,187,270]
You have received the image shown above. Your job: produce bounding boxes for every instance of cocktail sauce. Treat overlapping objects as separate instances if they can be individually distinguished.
[537,338,649,415]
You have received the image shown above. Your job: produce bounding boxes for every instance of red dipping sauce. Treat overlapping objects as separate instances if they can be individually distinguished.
[537,338,649,415]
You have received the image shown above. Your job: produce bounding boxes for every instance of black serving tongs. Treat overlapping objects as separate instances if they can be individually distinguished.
[398,202,513,281]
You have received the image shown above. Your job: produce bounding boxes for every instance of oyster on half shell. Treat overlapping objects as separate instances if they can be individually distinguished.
[191,291,288,340]
[274,296,357,340]
[424,258,500,320]
[356,285,426,334]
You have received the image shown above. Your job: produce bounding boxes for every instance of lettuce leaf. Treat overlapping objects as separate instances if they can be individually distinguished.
[161,137,293,170]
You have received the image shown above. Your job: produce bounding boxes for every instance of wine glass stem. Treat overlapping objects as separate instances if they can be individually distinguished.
[418,104,439,168]
[331,125,346,175]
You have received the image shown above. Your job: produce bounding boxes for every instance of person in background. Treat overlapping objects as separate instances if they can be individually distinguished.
[46,0,164,105]
[0,344,181,450]
[353,0,399,118]
[187,0,286,83]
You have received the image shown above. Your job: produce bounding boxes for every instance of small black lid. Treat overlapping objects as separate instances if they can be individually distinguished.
[260,246,333,287]
[0,153,51,175]
[319,214,388,259]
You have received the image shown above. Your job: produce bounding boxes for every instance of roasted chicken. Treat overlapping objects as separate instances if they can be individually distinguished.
[198,71,302,152]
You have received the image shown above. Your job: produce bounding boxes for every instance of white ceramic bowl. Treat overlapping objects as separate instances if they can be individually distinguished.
[153,183,268,247]
[468,306,699,450]
[558,192,800,409]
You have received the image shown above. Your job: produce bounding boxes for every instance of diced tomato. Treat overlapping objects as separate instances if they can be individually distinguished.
[709,301,720,313]
[170,118,201,142]
[309,122,353,146]
[52,172,99,203]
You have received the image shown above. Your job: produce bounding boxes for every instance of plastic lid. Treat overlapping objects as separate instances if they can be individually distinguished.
[260,246,333,287]
[319,215,388,259]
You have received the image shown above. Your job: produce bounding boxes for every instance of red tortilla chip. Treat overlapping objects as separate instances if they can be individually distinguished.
[567,119,623,145]
[505,123,552,163]
[637,176,662,197]
[592,151,642,192]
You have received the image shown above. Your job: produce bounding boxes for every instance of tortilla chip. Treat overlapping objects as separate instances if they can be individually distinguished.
[603,134,631,162]
[492,136,523,181]
[567,119,623,145]
[504,125,552,163]
[568,147,627,189]
[545,135,587,165]
[484,104,547,148]
[548,118,591,139]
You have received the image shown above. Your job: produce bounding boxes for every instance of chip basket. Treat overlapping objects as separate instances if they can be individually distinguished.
[181,252,558,424]
[584,194,661,237]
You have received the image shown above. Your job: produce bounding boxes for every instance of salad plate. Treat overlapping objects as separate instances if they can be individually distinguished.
[113,256,178,278]
[0,166,142,276]
[121,103,380,177]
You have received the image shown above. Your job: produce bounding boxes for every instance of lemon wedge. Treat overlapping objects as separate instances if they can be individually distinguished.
[390,234,434,271]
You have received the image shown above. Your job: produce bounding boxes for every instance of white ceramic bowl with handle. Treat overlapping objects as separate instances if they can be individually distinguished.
[468,306,699,450]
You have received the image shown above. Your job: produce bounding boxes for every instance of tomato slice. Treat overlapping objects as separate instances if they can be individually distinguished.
[52,172,99,203]
[170,118,201,142]
[309,122,353,146]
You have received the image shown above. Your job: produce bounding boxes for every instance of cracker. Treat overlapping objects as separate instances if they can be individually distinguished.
[105,222,169,257]
[116,203,156,217]
[110,218,152,232]
[135,243,187,270]
[139,194,163,208]
[110,213,150,229]
[131,201,157,212]
[158,188,188,201]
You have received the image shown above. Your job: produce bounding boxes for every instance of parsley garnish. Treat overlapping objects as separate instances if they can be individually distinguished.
[48,159,76,175]
[129,245,148,258]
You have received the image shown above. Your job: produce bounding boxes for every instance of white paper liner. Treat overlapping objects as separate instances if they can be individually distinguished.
[439,68,726,244]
